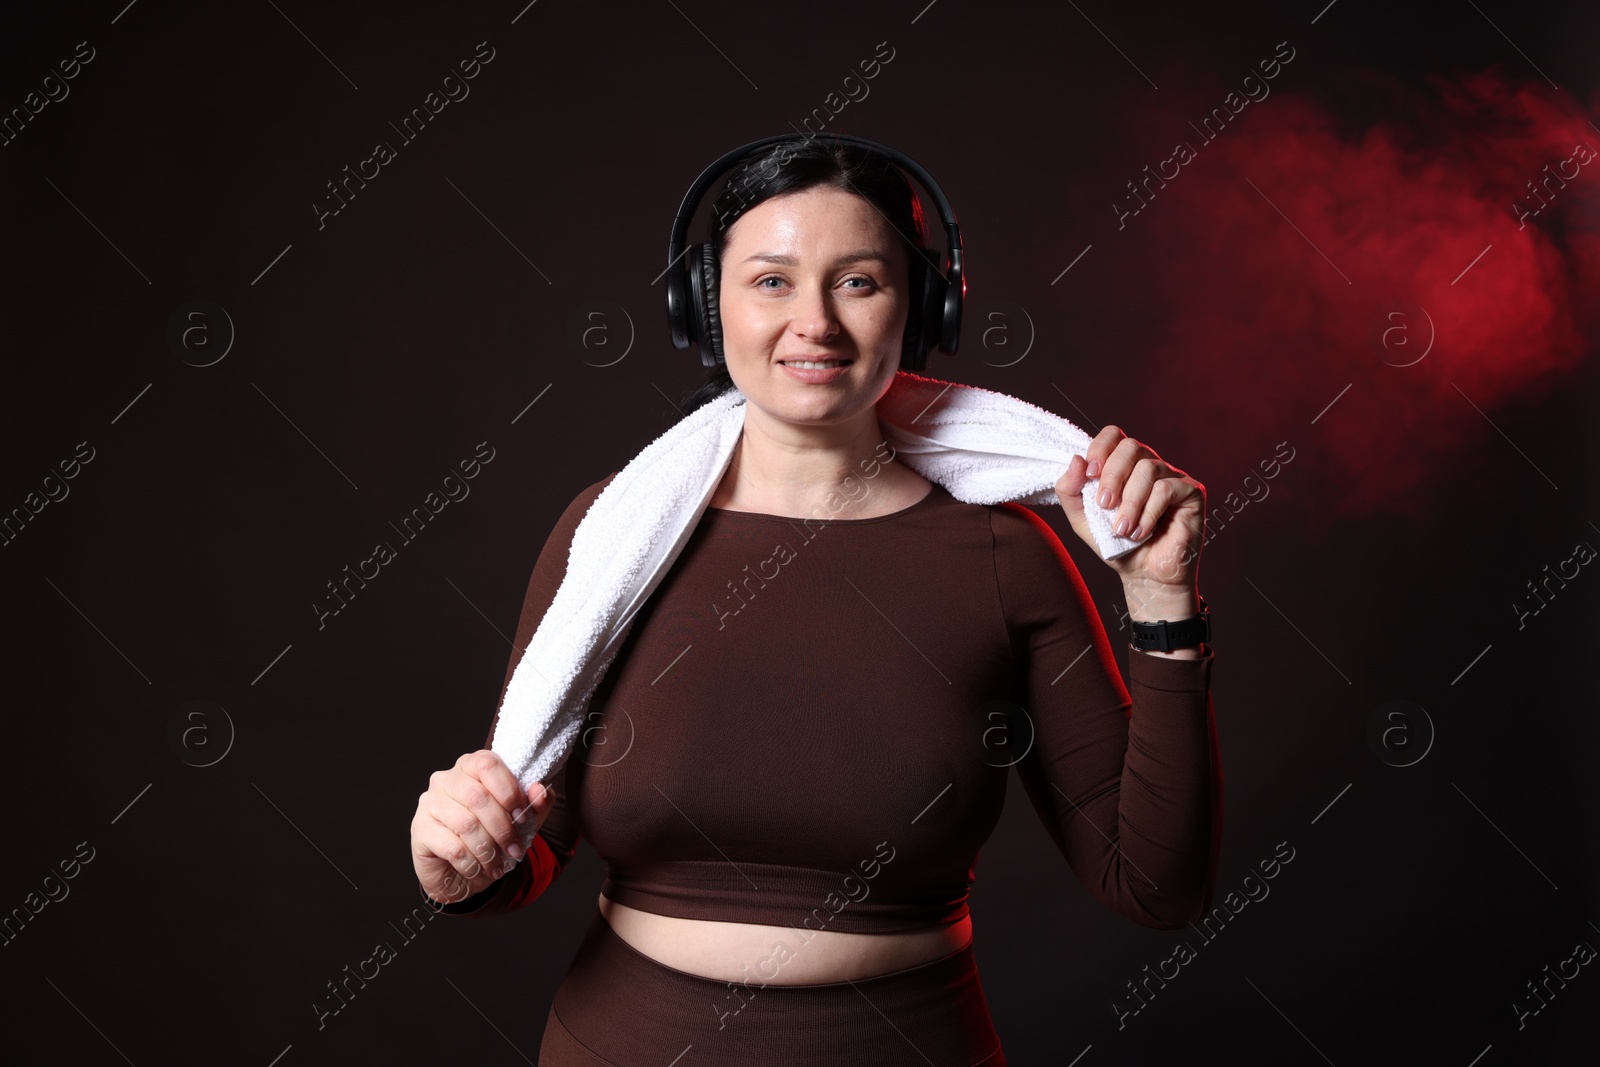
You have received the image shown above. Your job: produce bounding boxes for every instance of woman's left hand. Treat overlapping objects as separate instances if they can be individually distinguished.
[1054,424,1205,592]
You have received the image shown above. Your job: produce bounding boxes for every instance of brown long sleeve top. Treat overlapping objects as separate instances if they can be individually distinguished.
[429,472,1223,932]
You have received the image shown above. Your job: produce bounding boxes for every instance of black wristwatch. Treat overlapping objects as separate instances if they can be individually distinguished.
[1129,595,1210,653]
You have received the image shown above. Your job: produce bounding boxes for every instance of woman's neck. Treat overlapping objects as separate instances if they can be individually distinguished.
[708,410,925,519]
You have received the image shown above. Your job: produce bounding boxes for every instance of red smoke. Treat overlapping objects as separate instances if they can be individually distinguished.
[1089,63,1598,526]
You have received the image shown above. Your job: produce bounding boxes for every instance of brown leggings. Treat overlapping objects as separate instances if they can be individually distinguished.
[538,908,1007,1065]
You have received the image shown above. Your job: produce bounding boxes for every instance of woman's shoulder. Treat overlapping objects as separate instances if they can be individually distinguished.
[913,486,1071,559]
[544,472,620,543]
[575,470,620,505]
[982,500,1096,631]
[984,498,1083,575]
[985,496,1057,541]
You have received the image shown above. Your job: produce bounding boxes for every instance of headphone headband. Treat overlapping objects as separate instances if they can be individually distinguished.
[664,133,965,369]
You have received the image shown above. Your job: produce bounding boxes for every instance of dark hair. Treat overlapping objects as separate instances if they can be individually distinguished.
[675,136,930,419]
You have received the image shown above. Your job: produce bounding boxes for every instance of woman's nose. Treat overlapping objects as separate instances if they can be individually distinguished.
[790,283,840,342]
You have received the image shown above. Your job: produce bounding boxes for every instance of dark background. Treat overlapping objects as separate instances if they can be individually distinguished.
[3,1,1597,1063]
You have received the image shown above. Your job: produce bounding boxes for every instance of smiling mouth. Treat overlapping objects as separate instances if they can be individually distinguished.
[780,359,852,369]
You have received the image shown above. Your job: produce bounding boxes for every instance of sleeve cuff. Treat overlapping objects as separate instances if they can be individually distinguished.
[1127,643,1214,691]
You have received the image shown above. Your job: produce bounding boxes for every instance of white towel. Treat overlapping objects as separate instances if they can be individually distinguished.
[490,369,1148,790]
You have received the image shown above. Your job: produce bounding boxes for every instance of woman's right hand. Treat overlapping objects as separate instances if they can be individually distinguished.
[411,750,557,906]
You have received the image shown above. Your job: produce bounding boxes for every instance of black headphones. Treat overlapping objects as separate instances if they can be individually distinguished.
[664,133,965,372]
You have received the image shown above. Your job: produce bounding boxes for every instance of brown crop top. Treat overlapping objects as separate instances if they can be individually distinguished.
[428,471,1223,932]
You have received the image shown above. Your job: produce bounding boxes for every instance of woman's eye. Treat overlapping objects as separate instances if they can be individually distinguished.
[755,275,874,291]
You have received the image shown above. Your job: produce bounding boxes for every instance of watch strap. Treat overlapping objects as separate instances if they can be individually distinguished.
[1129,595,1210,652]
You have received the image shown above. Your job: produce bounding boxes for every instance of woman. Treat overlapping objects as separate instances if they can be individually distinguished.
[408,136,1221,1065]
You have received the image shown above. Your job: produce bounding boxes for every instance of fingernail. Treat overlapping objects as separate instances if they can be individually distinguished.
[1129,524,1144,541]
[511,806,527,824]
[1114,516,1130,537]
[506,842,523,861]
[1099,487,1113,509]
[1086,458,1100,477]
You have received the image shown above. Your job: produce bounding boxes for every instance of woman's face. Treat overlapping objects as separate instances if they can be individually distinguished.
[716,185,912,428]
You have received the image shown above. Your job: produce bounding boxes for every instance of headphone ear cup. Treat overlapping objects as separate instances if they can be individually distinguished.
[696,244,725,367]
[912,248,947,372]
[901,253,923,373]
[684,242,706,358]
[940,250,962,357]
